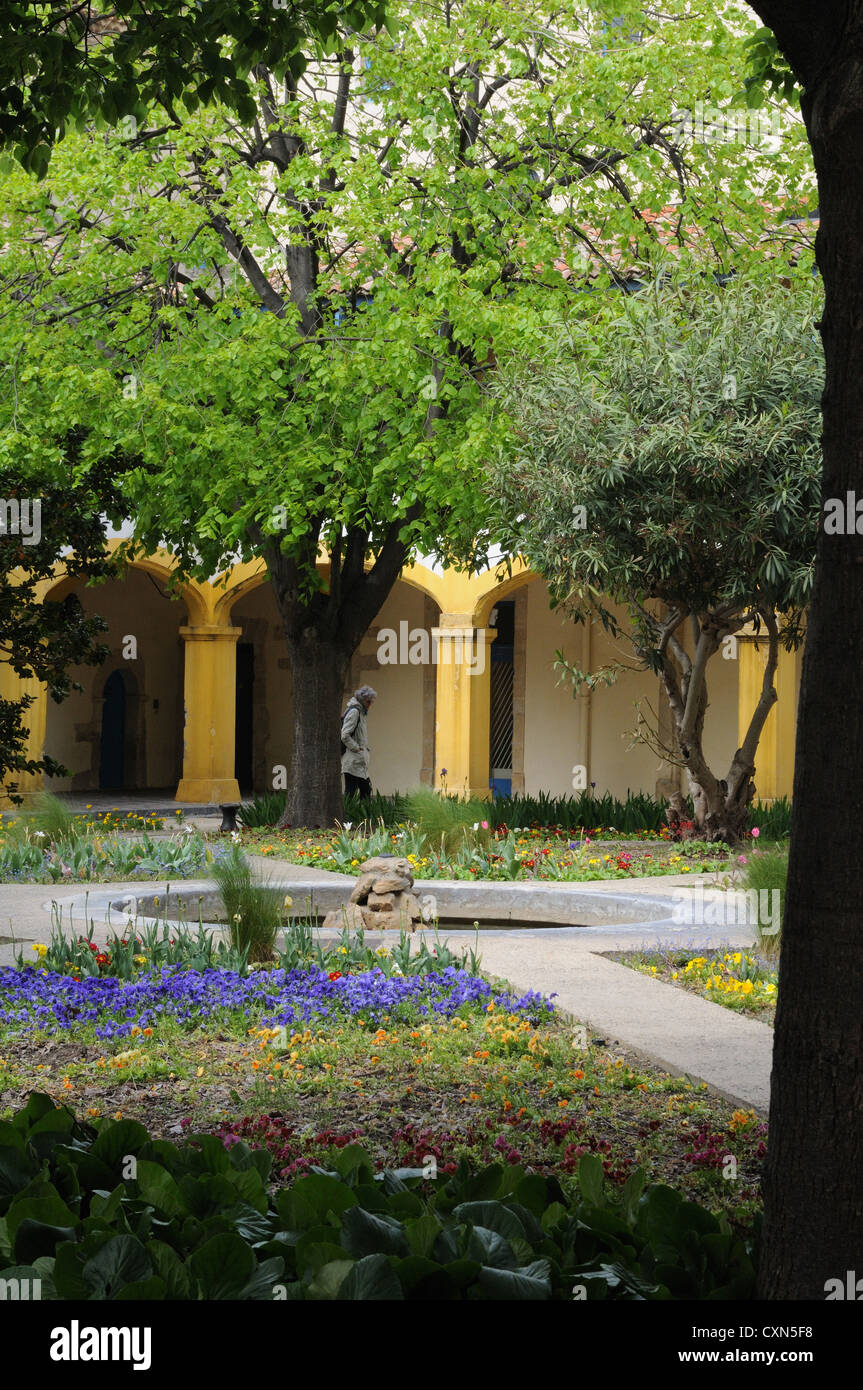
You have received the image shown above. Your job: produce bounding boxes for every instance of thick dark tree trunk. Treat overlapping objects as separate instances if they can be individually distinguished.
[279,635,350,829]
[755,41,863,1298]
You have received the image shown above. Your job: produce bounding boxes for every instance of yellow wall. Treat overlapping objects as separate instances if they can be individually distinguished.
[1,546,796,812]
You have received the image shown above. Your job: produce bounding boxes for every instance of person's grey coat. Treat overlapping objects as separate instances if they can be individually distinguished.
[340,697,370,778]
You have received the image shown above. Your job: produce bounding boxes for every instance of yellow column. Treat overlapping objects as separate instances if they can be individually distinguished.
[432,622,496,799]
[0,662,48,807]
[738,638,800,801]
[175,625,242,803]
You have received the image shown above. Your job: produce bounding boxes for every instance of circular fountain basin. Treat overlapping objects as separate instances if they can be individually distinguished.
[54,878,693,936]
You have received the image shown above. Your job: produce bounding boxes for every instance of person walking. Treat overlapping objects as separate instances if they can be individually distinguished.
[341,685,376,801]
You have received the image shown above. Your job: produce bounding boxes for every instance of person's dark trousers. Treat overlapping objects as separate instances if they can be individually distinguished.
[344,774,372,800]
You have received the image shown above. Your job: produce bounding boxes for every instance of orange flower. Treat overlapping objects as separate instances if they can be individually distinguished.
[503,1100,512,1111]
[573,1069,585,1080]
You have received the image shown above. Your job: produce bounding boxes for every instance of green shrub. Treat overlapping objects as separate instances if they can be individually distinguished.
[238,789,409,829]
[744,845,788,956]
[0,1092,756,1300]
[238,790,288,828]
[25,791,79,841]
[211,847,282,962]
[404,786,492,854]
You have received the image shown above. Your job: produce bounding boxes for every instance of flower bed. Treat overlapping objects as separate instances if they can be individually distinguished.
[0,962,548,1041]
[608,949,777,1022]
[242,824,730,880]
[0,959,765,1230]
[0,827,209,883]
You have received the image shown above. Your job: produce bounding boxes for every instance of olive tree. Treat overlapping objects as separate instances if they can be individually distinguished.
[492,271,822,842]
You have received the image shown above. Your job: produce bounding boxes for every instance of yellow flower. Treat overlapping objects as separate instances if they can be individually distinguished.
[32,943,47,958]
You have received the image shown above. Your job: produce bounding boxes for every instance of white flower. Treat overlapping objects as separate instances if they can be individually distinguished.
[230,830,241,842]
[343,822,352,831]
[33,831,46,839]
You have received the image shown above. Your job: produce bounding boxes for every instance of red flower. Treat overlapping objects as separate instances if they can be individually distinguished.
[328,971,342,981]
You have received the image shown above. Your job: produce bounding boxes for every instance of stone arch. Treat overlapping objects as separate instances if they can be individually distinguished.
[471,561,539,627]
[41,541,211,628]
[42,561,188,794]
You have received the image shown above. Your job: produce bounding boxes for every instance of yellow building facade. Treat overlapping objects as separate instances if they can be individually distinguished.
[0,543,800,808]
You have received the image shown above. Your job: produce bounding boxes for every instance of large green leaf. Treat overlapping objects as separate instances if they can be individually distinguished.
[82,1235,153,1299]
[338,1253,404,1300]
[134,1160,187,1220]
[340,1207,410,1259]
[188,1232,256,1299]
[477,1259,552,1300]
[13,1218,78,1264]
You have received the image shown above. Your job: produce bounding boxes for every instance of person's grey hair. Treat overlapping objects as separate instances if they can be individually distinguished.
[355,685,377,702]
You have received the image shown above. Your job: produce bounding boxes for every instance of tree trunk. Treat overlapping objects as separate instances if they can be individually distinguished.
[756,53,863,1298]
[667,768,755,844]
[278,635,350,829]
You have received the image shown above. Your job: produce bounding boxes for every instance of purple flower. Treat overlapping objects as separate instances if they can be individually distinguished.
[0,963,554,1038]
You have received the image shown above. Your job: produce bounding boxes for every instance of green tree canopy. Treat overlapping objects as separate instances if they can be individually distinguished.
[0,0,815,822]
[0,0,387,174]
[491,269,823,840]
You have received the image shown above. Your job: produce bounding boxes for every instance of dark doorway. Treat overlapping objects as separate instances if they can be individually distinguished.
[489,600,515,797]
[235,642,255,793]
[99,670,127,789]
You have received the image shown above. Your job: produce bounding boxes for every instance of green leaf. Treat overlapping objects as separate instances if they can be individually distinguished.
[477,1259,552,1300]
[13,1218,77,1264]
[188,1232,256,1299]
[82,1235,153,1299]
[91,1119,150,1167]
[134,1160,187,1219]
[340,1207,410,1259]
[306,1258,355,1300]
[578,1153,605,1207]
[338,1253,404,1300]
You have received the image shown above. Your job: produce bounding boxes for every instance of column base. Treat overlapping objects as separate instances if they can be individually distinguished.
[175,778,242,804]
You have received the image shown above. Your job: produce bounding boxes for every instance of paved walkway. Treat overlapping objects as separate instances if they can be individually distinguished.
[0,868,772,1113]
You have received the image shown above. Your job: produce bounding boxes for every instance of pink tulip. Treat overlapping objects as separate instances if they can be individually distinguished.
[751,827,760,838]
